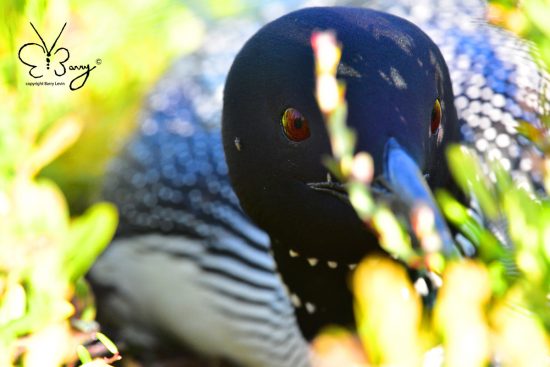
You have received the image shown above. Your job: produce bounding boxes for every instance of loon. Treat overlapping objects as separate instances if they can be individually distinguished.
[223,6,462,338]
[222,3,549,338]
[89,1,549,366]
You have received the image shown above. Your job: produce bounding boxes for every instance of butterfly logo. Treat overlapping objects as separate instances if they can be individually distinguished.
[18,22,70,79]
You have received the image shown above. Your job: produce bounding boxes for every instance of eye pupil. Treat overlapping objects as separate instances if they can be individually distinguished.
[431,98,442,135]
[282,108,311,141]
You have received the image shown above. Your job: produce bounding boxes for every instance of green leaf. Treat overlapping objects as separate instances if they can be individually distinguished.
[490,160,514,194]
[436,189,506,263]
[348,181,375,219]
[322,155,345,181]
[96,332,119,355]
[13,178,70,239]
[25,118,83,177]
[488,261,509,297]
[74,278,97,323]
[446,145,499,219]
[76,344,93,364]
[372,206,414,261]
[327,102,355,159]
[502,187,539,251]
[436,190,483,245]
[0,281,26,326]
[61,203,118,282]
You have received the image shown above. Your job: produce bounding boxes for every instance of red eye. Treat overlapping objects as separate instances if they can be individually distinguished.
[431,98,442,135]
[282,108,310,142]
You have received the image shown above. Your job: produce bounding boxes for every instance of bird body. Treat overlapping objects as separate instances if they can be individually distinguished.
[89,18,311,367]
[90,1,549,366]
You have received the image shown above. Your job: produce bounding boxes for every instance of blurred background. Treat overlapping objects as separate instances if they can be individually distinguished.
[2,0,549,215]
[1,0,549,366]
[2,0,265,214]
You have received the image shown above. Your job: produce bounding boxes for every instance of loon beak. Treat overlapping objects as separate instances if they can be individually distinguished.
[307,138,458,258]
[383,138,459,257]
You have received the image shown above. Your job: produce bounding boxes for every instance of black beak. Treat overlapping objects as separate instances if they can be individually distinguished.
[383,138,459,257]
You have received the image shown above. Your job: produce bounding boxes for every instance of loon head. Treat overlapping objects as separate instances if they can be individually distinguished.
[222,7,460,264]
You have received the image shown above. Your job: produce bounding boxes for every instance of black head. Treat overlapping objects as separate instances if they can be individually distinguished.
[222,7,460,262]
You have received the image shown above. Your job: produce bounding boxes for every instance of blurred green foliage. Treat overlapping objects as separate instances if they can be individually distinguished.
[0,0,265,216]
[1,0,207,214]
[0,107,118,365]
[0,26,120,358]
[489,0,550,71]
[0,0,219,365]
